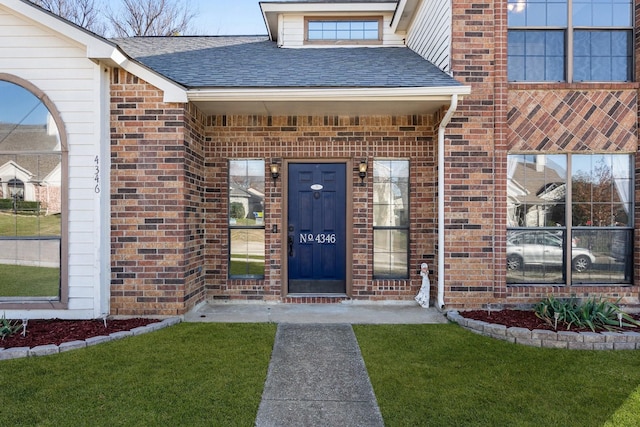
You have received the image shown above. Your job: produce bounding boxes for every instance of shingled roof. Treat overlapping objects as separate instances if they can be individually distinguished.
[113,36,462,89]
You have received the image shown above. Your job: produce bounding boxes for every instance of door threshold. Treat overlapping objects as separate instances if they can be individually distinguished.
[286,293,349,298]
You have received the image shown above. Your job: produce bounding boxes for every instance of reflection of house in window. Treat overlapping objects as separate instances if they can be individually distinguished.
[229,184,264,223]
[507,155,566,227]
[0,120,62,215]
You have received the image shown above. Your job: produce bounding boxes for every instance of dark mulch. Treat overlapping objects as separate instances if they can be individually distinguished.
[462,309,640,333]
[1,318,160,349]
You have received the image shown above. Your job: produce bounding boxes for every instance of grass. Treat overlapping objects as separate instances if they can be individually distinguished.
[0,212,60,236]
[354,324,640,426]
[0,323,276,426]
[0,264,59,296]
[229,260,265,276]
[3,322,640,426]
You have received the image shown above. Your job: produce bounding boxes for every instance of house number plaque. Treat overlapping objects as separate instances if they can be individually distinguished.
[299,233,337,244]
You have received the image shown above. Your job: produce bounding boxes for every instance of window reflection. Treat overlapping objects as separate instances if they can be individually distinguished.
[228,160,265,278]
[0,80,62,298]
[507,153,633,286]
[373,160,409,279]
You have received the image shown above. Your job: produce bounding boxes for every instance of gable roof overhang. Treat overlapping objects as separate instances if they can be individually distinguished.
[188,85,470,116]
[0,0,187,103]
[391,0,421,33]
[260,1,398,41]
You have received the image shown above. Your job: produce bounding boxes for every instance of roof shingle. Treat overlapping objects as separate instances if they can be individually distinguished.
[114,36,462,89]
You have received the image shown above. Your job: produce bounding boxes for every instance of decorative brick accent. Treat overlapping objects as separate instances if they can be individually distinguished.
[508,89,638,152]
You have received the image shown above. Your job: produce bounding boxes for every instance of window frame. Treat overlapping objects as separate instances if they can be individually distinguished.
[228,159,266,280]
[372,159,410,280]
[507,0,634,82]
[507,153,634,286]
[0,74,68,309]
[304,16,383,45]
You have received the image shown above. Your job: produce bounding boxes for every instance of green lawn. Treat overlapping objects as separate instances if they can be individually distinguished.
[2,323,640,426]
[354,324,640,426]
[0,264,59,297]
[0,323,276,426]
[0,212,60,236]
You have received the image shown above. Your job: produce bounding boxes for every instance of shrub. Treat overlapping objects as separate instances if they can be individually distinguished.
[535,296,640,332]
[0,199,40,214]
[229,202,245,219]
[0,314,21,340]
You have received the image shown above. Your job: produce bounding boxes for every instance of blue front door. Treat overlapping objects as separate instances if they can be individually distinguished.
[287,163,346,294]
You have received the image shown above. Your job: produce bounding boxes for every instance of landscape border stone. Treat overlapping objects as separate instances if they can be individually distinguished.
[447,311,639,350]
[0,317,181,360]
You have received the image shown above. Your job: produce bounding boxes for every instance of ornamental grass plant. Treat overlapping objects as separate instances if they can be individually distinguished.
[534,296,640,332]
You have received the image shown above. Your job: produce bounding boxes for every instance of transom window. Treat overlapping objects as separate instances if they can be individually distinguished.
[507,0,633,82]
[0,79,64,302]
[305,17,382,43]
[507,154,633,285]
[228,160,265,279]
[373,159,409,279]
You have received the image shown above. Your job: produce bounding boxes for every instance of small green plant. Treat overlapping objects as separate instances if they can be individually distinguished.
[535,296,640,332]
[0,314,21,340]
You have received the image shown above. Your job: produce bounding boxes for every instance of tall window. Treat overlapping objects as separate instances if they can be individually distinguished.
[0,80,63,300]
[229,160,265,278]
[373,160,409,279]
[508,0,633,82]
[507,154,633,285]
[305,17,382,43]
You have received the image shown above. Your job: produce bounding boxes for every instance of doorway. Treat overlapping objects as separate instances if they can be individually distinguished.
[287,163,347,294]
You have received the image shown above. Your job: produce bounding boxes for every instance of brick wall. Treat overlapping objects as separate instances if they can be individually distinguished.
[449,0,640,309]
[204,115,438,302]
[110,69,206,316]
[446,0,502,308]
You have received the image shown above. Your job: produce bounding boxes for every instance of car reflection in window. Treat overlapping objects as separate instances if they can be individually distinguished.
[507,231,595,272]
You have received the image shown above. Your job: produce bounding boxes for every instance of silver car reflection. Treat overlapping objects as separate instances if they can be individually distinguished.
[507,231,596,272]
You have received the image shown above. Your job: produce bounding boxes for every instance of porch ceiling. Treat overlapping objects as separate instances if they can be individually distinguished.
[188,87,471,117]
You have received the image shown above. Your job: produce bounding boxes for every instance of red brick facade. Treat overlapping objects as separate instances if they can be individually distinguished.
[110,69,205,316]
[446,0,640,309]
[107,0,640,315]
[109,69,447,314]
[203,114,439,303]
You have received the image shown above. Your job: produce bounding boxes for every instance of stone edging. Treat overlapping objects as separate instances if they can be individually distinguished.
[0,317,181,360]
[446,311,640,350]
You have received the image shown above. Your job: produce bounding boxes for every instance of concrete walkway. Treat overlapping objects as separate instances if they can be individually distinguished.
[255,324,384,427]
[185,302,447,426]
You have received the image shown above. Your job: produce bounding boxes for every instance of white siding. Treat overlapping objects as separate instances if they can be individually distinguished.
[0,8,108,319]
[406,0,452,73]
[279,13,405,48]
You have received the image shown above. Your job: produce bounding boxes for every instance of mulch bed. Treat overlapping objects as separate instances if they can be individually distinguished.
[1,318,160,349]
[462,309,640,333]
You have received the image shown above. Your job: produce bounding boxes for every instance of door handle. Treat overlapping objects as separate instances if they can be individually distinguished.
[288,236,294,257]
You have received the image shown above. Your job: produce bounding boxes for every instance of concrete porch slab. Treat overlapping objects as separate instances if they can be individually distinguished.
[184,301,448,324]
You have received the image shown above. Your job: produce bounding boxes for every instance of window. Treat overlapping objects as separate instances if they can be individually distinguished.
[507,0,633,82]
[373,160,409,279]
[507,154,633,285]
[306,17,382,43]
[0,80,64,301]
[229,160,265,278]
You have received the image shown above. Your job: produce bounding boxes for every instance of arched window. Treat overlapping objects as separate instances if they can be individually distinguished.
[0,77,66,305]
